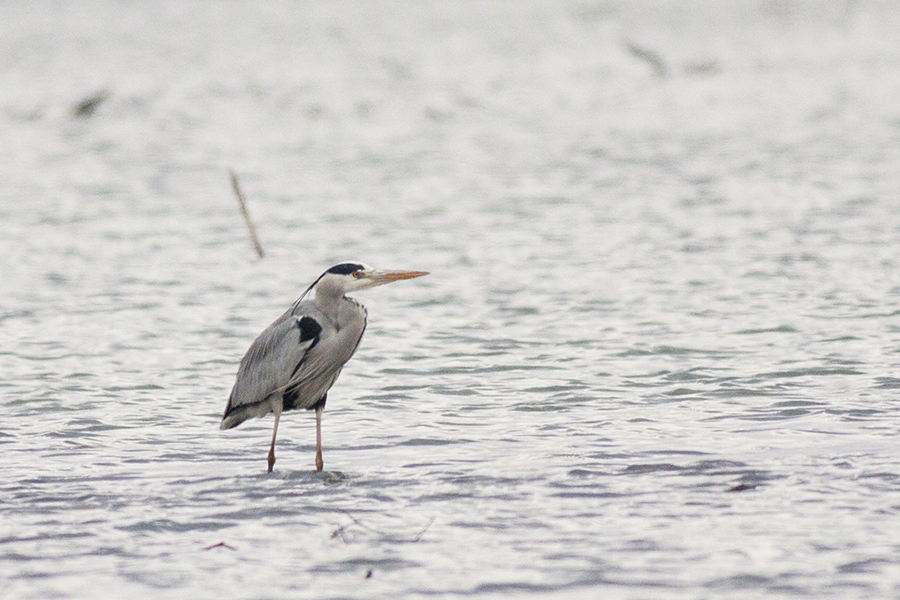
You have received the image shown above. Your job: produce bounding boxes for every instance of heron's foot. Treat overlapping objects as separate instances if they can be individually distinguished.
[315,452,323,472]
[267,452,276,473]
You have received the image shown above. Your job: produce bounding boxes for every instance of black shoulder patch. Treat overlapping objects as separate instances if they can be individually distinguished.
[327,262,365,275]
[283,385,300,411]
[297,316,322,343]
[308,394,327,411]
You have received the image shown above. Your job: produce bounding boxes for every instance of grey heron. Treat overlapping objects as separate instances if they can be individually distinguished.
[220,262,428,472]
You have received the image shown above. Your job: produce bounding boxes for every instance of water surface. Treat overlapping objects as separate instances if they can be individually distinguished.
[2,1,900,598]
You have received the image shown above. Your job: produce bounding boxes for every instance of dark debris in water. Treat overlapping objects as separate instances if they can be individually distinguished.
[332,512,434,545]
[623,40,667,77]
[202,542,237,551]
[73,91,111,118]
[726,483,758,493]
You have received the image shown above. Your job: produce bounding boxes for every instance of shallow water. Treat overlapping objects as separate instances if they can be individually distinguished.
[2,1,900,598]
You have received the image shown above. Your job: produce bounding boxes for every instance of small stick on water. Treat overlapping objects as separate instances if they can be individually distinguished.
[229,168,265,259]
[624,40,668,78]
[202,541,237,551]
[333,510,435,544]
[411,516,435,542]
[73,90,110,118]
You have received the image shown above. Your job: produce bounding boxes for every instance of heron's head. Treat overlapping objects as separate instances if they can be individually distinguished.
[312,262,428,296]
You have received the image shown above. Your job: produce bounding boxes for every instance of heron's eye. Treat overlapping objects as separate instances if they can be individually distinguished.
[352,271,363,279]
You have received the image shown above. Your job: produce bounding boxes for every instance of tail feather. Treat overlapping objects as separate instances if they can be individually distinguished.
[220,394,276,430]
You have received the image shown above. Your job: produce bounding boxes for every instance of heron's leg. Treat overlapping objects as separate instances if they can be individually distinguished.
[268,406,282,473]
[315,406,324,472]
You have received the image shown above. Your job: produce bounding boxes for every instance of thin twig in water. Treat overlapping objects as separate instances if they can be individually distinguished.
[228,168,265,259]
[73,90,110,118]
[333,510,435,544]
[624,40,667,77]
[411,516,435,542]
[331,524,352,543]
[202,541,237,551]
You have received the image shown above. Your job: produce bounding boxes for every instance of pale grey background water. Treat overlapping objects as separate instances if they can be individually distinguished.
[2,1,900,598]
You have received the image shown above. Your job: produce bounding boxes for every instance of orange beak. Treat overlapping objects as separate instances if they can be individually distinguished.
[369,270,429,286]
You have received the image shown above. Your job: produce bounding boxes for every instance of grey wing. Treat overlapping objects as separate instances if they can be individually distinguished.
[281,337,346,411]
[220,308,323,429]
[281,303,366,411]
